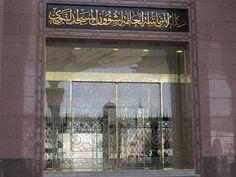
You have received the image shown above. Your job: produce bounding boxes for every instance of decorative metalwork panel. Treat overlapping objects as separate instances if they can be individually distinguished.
[44,113,173,170]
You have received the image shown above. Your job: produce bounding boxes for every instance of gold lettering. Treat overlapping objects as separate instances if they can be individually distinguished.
[48,8,63,25]
[47,6,187,30]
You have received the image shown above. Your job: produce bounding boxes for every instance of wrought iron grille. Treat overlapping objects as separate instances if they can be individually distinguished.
[44,111,173,171]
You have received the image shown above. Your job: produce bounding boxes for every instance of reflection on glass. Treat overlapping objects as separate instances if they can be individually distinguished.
[44,41,193,171]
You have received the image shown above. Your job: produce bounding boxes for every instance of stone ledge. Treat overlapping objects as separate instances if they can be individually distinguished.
[44,170,200,177]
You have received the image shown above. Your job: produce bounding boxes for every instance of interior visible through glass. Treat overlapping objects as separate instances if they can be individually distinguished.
[44,41,193,171]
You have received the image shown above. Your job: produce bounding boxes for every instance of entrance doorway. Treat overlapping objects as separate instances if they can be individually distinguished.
[44,41,193,171]
[45,82,173,171]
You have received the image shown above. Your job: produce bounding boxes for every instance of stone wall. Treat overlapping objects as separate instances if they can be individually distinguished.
[0,0,39,176]
[196,0,236,177]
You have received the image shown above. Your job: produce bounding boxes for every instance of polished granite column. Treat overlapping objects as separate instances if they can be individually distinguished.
[0,0,39,176]
[196,0,236,177]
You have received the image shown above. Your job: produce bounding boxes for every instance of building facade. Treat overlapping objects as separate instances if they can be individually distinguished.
[0,0,236,177]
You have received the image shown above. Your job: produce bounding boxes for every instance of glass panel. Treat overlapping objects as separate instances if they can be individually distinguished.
[118,83,160,117]
[72,82,116,116]
[70,82,116,170]
[44,81,70,169]
[118,83,162,169]
[44,41,193,171]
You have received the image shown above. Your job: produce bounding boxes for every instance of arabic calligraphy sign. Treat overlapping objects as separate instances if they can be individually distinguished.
[47,3,189,32]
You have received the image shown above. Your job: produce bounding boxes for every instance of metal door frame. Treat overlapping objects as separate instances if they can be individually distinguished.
[70,81,163,171]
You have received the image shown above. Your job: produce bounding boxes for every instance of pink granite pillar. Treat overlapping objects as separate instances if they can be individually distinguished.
[0,0,39,176]
[196,0,236,177]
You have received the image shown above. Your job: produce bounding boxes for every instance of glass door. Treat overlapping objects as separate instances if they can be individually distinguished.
[69,82,171,171]
[44,81,175,171]
[70,82,116,171]
[118,83,160,169]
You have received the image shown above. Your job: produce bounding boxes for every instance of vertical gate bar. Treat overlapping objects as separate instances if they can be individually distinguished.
[61,114,64,169]
[177,52,183,168]
[108,104,110,161]
[96,116,98,171]
[69,80,72,120]
[52,106,55,169]
[115,82,119,171]
[70,81,74,169]
[160,82,164,169]
[143,110,145,169]
[143,86,146,169]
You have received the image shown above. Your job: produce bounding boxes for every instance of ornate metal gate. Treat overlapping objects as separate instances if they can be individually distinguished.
[44,82,173,171]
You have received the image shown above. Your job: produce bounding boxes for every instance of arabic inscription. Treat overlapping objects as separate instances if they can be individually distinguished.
[47,4,189,32]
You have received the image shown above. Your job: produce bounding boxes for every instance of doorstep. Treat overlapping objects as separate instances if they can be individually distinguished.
[44,169,200,177]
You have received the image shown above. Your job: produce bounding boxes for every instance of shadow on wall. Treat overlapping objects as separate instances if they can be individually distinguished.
[203,138,236,177]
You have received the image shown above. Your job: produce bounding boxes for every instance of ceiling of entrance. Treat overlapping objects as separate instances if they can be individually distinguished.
[46,46,173,74]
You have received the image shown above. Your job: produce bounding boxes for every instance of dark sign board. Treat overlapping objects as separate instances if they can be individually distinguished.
[46,3,189,32]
